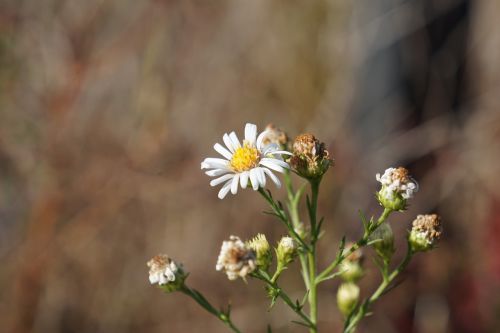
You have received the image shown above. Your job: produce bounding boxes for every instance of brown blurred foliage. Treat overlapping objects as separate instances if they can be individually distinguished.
[0,0,499,332]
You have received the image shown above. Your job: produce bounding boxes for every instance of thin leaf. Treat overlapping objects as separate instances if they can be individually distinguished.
[263,210,280,217]
[291,320,313,328]
[358,209,369,233]
[366,239,383,246]
[317,217,325,233]
[316,269,345,283]
[294,183,307,204]
[300,290,309,307]
[337,236,346,261]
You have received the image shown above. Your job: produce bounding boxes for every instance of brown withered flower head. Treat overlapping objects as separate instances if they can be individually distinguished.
[409,214,443,252]
[289,133,332,179]
[261,124,289,149]
[216,236,257,281]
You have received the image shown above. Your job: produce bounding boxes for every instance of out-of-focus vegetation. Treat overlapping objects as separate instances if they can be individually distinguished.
[0,0,498,332]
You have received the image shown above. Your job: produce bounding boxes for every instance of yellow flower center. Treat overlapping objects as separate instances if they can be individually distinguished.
[230,143,260,172]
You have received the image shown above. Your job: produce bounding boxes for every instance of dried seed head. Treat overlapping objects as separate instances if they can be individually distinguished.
[216,236,256,280]
[261,124,289,148]
[409,214,443,252]
[147,254,186,292]
[290,134,332,179]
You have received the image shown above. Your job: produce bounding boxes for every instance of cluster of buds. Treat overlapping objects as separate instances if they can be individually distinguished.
[247,233,272,271]
[216,236,257,281]
[409,214,443,252]
[276,236,297,268]
[369,223,395,261]
[339,243,364,282]
[147,254,186,292]
[376,167,418,211]
[337,243,363,316]
[289,134,332,179]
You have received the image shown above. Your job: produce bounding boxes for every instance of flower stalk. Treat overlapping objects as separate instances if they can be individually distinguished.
[284,170,310,289]
[180,285,242,333]
[306,178,321,333]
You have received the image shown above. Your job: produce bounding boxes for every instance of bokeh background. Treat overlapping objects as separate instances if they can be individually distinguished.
[0,0,499,332]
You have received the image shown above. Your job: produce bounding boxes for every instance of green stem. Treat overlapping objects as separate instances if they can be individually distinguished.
[180,285,242,333]
[308,251,317,333]
[316,208,392,283]
[307,179,320,333]
[309,179,320,241]
[343,245,414,333]
[283,171,310,290]
[270,263,285,283]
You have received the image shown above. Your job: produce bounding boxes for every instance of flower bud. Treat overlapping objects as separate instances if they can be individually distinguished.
[289,134,332,179]
[376,167,418,211]
[216,236,257,281]
[276,236,297,267]
[409,214,443,252]
[369,223,395,260]
[147,254,186,292]
[339,243,364,282]
[337,282,360,316]
[247,234,272,271]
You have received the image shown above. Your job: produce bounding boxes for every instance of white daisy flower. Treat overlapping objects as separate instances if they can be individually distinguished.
[201,123,292,199]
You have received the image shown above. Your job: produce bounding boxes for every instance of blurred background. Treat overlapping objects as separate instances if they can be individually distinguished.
[0,0,499,332]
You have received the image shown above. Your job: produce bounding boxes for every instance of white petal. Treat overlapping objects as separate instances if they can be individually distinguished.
[149,274,159,284]
[218,180,232,199]
[258,168,266,188]
[201,158,230,170]
[205,169,230,177]
[214,143,233,160]
[256,130,269,150]
[262,143,280,155]
[229,132,241,149]
[269,150,293,156]
[263,168,281,188]
[261,157,288,169]
[244,123,257,144]
[159,275,168,285]
[210,174,234,186]
[223,133,235,153]
[249,168,259,190]
[240,171,249,188]
[231,174,239,194]
[259,159,285,173]
[165,269,176,282]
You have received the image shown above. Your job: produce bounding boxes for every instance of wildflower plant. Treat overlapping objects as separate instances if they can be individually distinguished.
[147,123,443,332]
